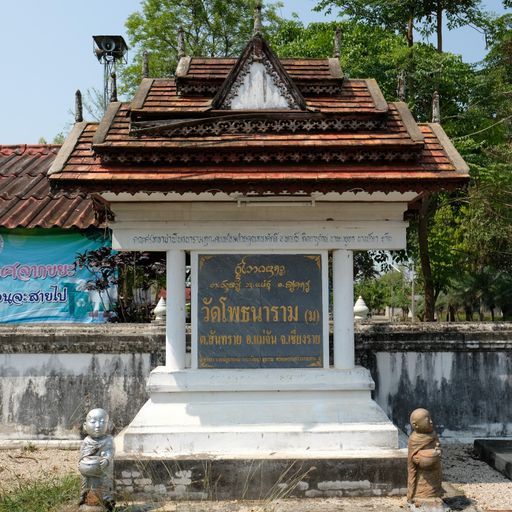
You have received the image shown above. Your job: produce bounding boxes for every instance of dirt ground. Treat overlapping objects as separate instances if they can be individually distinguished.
[1,444,511,512]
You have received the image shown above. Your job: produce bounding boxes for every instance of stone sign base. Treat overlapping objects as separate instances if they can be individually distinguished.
[114,452,407,500]
[114,366,405,499]
[116,367,399,456]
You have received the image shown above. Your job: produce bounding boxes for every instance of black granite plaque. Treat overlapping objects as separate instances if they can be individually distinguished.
[197,253,323,368]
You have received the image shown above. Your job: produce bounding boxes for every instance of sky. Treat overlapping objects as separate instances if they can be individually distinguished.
[0,1,508,145]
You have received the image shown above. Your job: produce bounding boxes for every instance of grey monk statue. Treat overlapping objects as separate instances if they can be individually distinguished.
[78,408,115,511]
[407,408,443,506]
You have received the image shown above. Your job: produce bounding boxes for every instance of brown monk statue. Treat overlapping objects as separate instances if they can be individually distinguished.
[407,408,443,506]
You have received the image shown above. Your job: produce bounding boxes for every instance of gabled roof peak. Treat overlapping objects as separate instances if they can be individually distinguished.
[211,34,307,111]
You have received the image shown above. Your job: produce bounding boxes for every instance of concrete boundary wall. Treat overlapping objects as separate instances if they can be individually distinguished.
[0,323,511,440]
[356,323,512,441]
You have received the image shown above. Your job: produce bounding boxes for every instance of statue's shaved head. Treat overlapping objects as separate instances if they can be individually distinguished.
[410,408,433,433]
[410,408,429,425]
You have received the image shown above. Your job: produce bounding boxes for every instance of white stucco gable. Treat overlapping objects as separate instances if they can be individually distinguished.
[229,61,291,110]
[212,34,306,111]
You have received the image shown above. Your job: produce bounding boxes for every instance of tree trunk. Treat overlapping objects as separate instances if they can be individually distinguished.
[502,304,512,321]
[407,16,414,47]
[418,194,436,321]
[448,304,456,322]
[436,2,443,53]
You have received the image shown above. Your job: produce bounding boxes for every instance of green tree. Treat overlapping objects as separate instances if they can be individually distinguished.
[355,270,413,318]
[314,0,424,47]
[120,0,283,94]
[314,0,490,52]
[52,132,66,145]
[354,277,387,314]
[449,14,512,319]
[269,19,476,125]
[420,0,490,53]
[380,270,412,313]
[464,13,512,144]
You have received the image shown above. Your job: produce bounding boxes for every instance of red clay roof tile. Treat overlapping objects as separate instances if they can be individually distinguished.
[0,145,102,229]
[47,54,468,196]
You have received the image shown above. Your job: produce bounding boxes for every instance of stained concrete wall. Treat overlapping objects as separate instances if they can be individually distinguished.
[0,324,164,439]
[0,323,511,440]
[357,323,512,441]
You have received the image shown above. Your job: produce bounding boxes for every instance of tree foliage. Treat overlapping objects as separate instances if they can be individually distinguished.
[269,18,476,124]
[355,270,413,318]
[75,248,166,322]
[314,0,491,51]
[120,0,283,94]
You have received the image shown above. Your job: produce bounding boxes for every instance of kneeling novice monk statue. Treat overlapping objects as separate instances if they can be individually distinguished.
[407,408,443,505]
[78,408,115,511]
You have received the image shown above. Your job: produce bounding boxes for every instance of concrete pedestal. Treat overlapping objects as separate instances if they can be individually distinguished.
[115,366,405,498]
[116,367,399,456]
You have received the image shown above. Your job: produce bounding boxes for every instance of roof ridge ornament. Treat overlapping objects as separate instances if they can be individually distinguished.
[333,27,341,58]
[110,73,118,102]
[397,71,406,102]
[178,26,186,59]
[142,50,150,78]
[75,90,83,123]
[253,1,263,36]
[432,90,440,123]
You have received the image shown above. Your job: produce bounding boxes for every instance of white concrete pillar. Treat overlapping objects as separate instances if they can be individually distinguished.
[333,249,355,369]
[165,250,186,369]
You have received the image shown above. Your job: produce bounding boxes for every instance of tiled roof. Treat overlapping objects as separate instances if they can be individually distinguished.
[48,122,468,195]
[132,78,381,114]
[0,145,103,229]
[94,102,418,153]
[184,57,338,81]
[48,43,469,196]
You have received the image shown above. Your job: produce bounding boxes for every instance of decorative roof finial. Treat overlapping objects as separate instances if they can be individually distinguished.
[333,27,341,58]
[75,89,83,123]
[178,26,186,59]
[253,1,263,36]
[142,50,150,78]
[110,72,118,102]
[432,90,441,123]
[397,71,406,102]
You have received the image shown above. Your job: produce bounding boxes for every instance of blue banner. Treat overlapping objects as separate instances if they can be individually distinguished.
[0,229,112,323]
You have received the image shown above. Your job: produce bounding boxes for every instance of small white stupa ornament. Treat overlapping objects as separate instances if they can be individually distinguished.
[354,296,369,321]
[153,297,167,323]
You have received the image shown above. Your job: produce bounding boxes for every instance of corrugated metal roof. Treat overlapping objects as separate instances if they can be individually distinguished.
[0,145,102,229]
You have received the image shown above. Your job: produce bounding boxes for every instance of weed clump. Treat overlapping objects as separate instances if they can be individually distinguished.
[0,474,79,512]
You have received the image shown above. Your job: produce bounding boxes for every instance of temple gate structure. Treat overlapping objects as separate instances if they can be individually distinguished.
[49,15,469,497]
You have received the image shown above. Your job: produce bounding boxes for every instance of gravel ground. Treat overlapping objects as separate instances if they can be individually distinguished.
[0,447,78,493]
[442,443,512,511]
[1,444,510,511]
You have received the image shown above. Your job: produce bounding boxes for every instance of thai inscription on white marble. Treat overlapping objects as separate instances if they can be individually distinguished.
[112,222,406,251]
